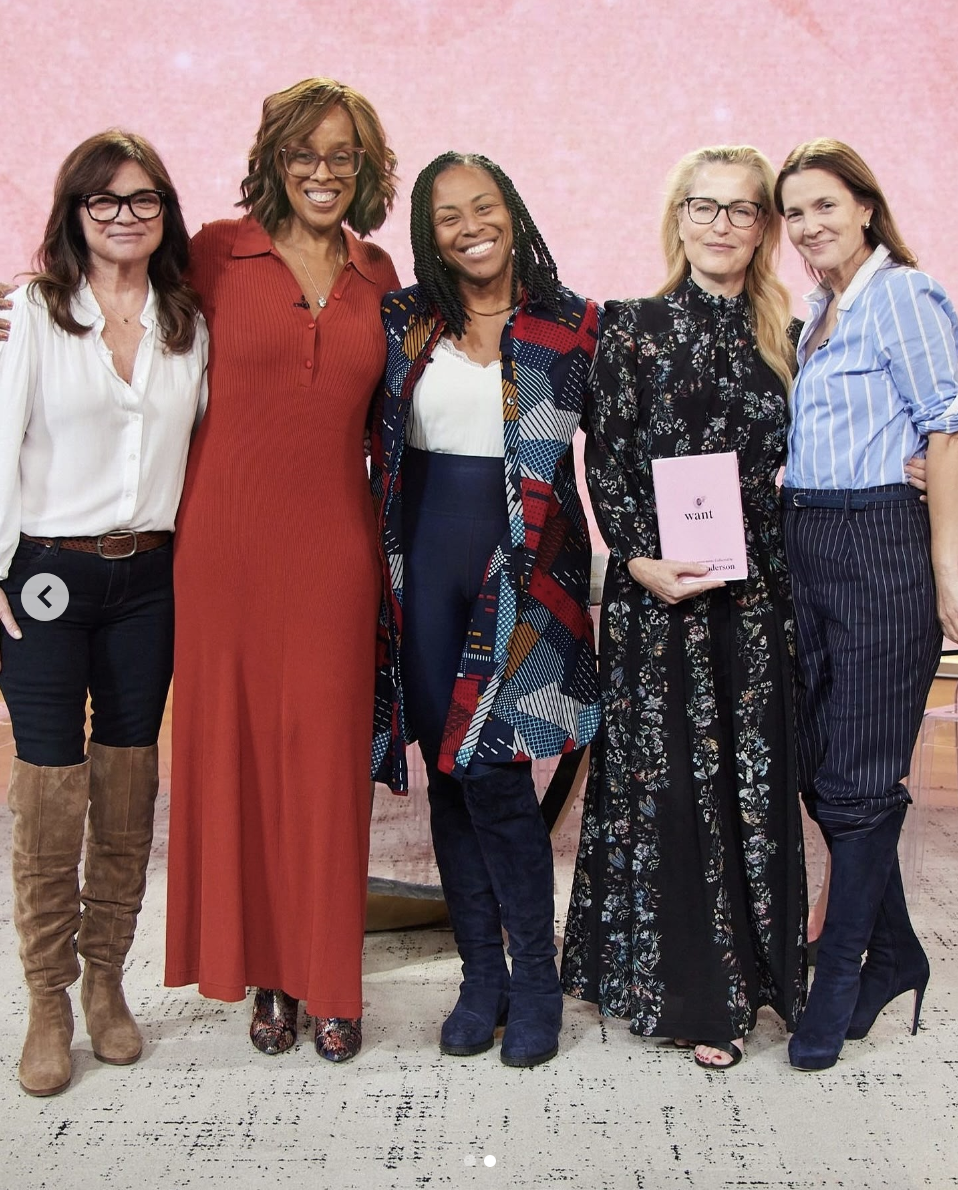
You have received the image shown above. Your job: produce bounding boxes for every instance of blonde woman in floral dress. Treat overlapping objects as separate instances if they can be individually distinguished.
[562,146,806,1069]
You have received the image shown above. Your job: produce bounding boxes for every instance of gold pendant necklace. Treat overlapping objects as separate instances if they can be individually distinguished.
[91,285,146,324]
[295,238,344,310]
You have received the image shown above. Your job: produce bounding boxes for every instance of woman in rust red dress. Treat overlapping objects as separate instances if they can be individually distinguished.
[164,78,399,1062]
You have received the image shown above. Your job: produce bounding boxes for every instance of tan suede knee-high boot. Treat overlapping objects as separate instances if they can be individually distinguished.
[77,742,158,1064]
[8,757,91,1096]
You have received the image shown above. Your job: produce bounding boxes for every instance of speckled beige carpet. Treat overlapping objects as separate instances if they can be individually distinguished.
[0,704,956,1190]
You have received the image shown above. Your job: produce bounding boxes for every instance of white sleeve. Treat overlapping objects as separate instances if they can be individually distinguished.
[0,287,39,579]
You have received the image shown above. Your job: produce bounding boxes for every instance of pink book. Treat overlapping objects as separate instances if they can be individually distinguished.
[651,451,748,580]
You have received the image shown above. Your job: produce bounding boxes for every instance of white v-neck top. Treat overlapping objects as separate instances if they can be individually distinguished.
[0,281,208,578]
[407,335,504,457]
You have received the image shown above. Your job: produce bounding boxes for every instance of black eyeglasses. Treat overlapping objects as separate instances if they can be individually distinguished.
[79,190,166,222]
[280,147,365,179]
[684,197,764,229]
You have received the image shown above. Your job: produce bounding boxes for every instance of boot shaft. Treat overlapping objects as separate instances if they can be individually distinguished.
[8,758,90,992]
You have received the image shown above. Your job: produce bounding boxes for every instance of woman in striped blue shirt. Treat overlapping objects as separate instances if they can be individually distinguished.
[775,139,958,1071]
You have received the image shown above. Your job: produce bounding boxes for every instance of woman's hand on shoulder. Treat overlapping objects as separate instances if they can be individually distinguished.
[0,280,15,342]
[626,556,725,604]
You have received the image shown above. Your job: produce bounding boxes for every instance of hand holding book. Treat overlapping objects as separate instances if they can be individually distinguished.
[627,556,726,604]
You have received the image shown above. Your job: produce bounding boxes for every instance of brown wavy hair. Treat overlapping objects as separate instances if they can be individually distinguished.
[774,138,917,274]
[659,144,796,395]
[239,77,398,237]
[30,130,199,353]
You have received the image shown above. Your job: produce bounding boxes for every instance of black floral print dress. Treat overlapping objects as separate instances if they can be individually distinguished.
[561,278,806,1041]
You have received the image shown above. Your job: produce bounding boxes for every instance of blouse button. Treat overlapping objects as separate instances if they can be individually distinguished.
[305,360,313,369]
[307,322,316,330]
[506,397,516,406]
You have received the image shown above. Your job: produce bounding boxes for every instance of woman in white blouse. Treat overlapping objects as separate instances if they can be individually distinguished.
[0,131,207,1097]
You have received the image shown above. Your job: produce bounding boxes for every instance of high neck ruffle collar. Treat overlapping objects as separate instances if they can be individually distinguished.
[676,274,749,319]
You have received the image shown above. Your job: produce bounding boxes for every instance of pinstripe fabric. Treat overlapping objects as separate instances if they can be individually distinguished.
[785,245,958,489]
[784,496,941,836]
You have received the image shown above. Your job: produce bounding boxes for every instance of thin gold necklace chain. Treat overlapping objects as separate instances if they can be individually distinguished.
[294,238,344,310]
[91,283,147,325]
[462,302,514,316]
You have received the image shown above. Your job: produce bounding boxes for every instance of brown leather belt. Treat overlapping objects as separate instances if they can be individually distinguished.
[21,530,171,559]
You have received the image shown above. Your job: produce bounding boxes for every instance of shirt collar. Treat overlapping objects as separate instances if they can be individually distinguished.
[803,243,891,312]
[233,215,377,283]
[75,277,158,326]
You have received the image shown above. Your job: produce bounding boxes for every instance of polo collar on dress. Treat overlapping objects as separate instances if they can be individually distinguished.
[231,215,377,282]
[803,243,891,312]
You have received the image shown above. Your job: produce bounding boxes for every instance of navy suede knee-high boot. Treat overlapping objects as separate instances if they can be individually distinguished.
[426,765,509,1056]
[461,763,562,1068]
[789,806,906,1070]
[845,851,929,1040]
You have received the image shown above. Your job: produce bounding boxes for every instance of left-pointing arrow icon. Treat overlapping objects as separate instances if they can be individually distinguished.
[20,573,70,621]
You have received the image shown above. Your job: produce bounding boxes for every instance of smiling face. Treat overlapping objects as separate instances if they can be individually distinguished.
[430,164,514,292]
[678,162,767,297]
[78,159,164,274]
[779,167,874,288]
[282,104,358,237]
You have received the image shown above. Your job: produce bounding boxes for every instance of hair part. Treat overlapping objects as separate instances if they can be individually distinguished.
[239,77,397,237]
[409,152,562,337]
[774,137,917,273]
[30,129,199,352]
[658,144,796,395]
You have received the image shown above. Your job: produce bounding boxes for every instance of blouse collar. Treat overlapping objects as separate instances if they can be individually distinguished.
[75,277,158,327]
[803,243,891,312]
[678,273,749,317]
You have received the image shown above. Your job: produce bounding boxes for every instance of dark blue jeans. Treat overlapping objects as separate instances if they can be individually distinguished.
[0,538,174,766]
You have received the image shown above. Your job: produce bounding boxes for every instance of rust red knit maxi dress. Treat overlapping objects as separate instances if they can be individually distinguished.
[165,217,399,1017]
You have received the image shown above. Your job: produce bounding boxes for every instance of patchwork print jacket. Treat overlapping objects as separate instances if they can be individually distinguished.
[371,285,601,792]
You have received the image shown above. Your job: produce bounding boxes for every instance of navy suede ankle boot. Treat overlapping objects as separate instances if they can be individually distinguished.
[845,853,929,1041]
[427,766,510,1056]
[789,807,906,1071]
[462,762,562,1068]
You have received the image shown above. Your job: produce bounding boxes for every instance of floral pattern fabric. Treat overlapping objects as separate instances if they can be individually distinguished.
[561,278,806,1040]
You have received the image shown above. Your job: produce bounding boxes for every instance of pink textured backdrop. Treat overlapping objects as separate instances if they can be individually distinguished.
[2,0,956,305]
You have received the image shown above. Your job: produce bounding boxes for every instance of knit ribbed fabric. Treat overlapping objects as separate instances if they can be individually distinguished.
[165,217,399,1017]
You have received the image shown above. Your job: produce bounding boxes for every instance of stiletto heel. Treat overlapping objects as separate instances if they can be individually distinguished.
[844,855,928,1042]
[911,976,928,1036]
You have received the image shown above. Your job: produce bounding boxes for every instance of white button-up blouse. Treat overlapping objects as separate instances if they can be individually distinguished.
[0,281,208,578]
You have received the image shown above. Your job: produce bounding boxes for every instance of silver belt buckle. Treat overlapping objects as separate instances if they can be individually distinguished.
[96,530,138,559]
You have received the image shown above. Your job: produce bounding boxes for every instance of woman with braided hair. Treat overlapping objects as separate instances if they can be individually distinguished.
[372,152,600,1067]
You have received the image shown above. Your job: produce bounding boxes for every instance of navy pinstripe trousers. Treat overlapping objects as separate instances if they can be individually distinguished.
[783,488,941,837]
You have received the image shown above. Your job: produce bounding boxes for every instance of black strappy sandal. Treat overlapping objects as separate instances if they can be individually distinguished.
[693,1040,744,1070]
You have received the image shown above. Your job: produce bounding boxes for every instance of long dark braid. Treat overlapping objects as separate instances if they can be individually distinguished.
[410,152,562,337]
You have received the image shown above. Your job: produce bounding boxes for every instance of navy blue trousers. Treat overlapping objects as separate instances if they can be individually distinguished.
[783,488,940,836]
[0,538,174,767]
[401,447,508,768]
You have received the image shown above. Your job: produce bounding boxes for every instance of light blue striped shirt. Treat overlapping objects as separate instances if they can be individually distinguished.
[785,244,958,488]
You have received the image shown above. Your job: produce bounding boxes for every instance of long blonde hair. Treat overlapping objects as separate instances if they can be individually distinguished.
[658,145,795,394]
